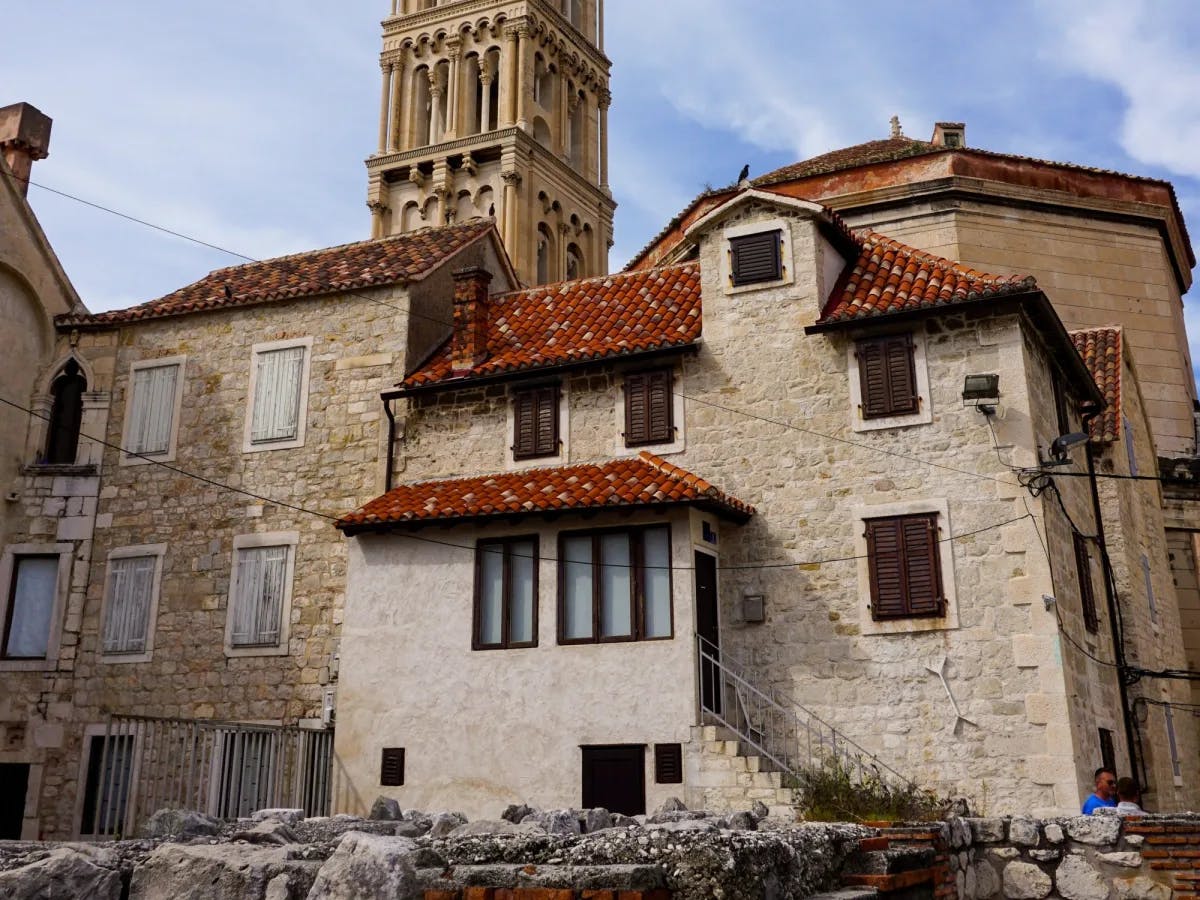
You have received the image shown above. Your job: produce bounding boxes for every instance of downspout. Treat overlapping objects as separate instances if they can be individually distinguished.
[383,394,397,493]
[1081,404,1143,795]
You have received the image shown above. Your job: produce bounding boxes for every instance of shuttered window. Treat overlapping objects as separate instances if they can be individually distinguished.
[729,230,782,286]
[624,370,674,447]
[380,748,405,786]
[856,336,918,419]
[1075,533,1099,634]
[865,514,944,620]
[231,545,289,647]
[512,385,559,459]
[654,743,683,784]
[250,346,306,444]
[2,555,58,659]
[102,556,156,654]
[558,525,673,643]
[474,537,538,649]
[1098,728,1116,775]
[126,363,179,456]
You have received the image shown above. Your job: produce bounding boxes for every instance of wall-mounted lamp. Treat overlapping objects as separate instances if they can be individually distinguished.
[962,373,1000,415]
[1040,431,1090,466]
[1042,594,1056,611]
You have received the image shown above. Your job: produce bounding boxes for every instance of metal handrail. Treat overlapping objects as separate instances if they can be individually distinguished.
[697,635,913,790]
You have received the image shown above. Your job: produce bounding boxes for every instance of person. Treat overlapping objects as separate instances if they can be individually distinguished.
[1082,767,1118,814]
[1114,777,1144,815]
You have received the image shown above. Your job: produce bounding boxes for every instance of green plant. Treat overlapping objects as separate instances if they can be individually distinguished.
[795,756,956,823]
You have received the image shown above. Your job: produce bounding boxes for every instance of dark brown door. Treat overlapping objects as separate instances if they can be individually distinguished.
[581,745,645,815]
[0,763,30,839]
[695,551,721,715]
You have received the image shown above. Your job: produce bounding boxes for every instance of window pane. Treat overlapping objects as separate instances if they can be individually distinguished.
[128,364,178,455]
[103,556,156,653]
[642,527,672,638]
[508,540,535,644]
[599,533,632,638]
[251,347,305,443]
[5,556,57,658]
[478,544,504,646]
[562,536,593,640]
[232,546,287,646]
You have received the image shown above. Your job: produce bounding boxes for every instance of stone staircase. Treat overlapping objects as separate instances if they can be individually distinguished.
[688,724,798,818]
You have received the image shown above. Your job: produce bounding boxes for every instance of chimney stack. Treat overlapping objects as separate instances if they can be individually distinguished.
[930,122,966,149]
[0,103,52,196]
[451,266,493,374]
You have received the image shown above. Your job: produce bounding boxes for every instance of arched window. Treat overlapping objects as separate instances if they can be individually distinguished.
[45,359,86,465]
[412,66,431,147]
[464,54,481,136]
[533,116,552,150]
[566,243,584,280]
[401,201,421,232]
[536,224,555,285]
[569,91,586,170]
[476,185,495,218]
[534,57,555,110]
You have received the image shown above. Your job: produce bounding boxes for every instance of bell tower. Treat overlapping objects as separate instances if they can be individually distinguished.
[367,0,615,287]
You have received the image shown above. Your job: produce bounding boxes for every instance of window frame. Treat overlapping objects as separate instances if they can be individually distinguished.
[242,337,313,454]
[0,544,72,671]
[556,524,674,645]
[223,532,299,658]
[846,332,932,433]
[99,544,166,665]
[720,218,794,294]
[119,356,186,466]
[728,229,783,287]
[1074,532,1099,634]
[622,369,675,449]
[472,535,540,650]
[864,512,945,622]
[510,383,562,462]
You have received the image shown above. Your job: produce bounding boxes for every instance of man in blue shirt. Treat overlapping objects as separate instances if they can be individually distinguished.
[1082,767,1118,814]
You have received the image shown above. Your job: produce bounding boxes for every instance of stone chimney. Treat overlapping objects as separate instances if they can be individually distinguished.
[0,103,52,196]
[930,122,966,149]
[451,266,493,374]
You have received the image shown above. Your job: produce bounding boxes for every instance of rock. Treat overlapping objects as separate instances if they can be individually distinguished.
[751,801,770,821]
[264,873,291,900]
[252,808,305,826]
[448,819,542,837]
[654,797,687,814]
[1028,850,1061,862]
[142,808,222,839]
[583,808,612,833]
[428,812,467,838]
[1096,851,1141,868]
[611,814,640,829]
[1001,861,1053,900]
[968,818,1007,844]
[368,797,402,821]
[973,861,1001,900]
[0,846,122,900]
[128,843,313,900]
[949,817,972,849]
[727,811,758,832]
[305,832,417,900]
[1009,818,1040,847]
[1122,835,1144,848]
[1055,855,1109,900]
[1065,815,1121,846]
[1113,877,1171,900]
[651,819,719,833]
[1043,823,1064,845]
[501,803,535,824]
[231,821,299,845]
[394,822,427,839]
[965,866,978,900]
[987,847,1020,863]
[646,809,709,825]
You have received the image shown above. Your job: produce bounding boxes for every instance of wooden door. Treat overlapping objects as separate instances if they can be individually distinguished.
[581,745,645,815]
[0,763,30,839]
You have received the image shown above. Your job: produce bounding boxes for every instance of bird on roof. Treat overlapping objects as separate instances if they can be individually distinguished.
[223,284,233,299]
[737,163,750,185]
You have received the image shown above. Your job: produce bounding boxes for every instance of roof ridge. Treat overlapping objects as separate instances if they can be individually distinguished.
[491,259,701,304]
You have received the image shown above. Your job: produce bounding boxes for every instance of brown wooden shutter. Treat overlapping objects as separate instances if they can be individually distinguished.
[380,747,405,786]
[513,386,559,459]
[729,230,782,286]
[625,370,673,447]
[1075,533,1099,633]
[654,743,683,784]
[866,513,944,620]
[901,514,943,616]
[857,335,918,419]
[534,385,559,456]
[866,518,909,620]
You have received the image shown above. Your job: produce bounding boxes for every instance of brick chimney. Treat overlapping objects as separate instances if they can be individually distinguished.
[930,122,966,149]
[0,103,52,196]
[451,266,492,374]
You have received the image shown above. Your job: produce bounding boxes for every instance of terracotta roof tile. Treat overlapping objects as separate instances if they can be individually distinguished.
[1070,327,1123,443]
[336,451,754,530]
[754,137,939,186]
[401,263,702,389]
[815,232,1036,325]
[58,220,495,327]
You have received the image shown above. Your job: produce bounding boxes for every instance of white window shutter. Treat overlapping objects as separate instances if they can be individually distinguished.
[128,364,178,455]
[103,556,156,653]
[232,546,288,646]
[251,347,305,443]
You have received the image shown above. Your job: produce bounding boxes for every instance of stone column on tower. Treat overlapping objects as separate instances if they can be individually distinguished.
[388,51,406,152]
[500,27,518,127]
[598,87,611,193]
[445,40,462,140]
[377,62,393,154]
[515,24,531,130]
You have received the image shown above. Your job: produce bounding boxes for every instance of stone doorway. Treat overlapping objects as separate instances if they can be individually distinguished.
[0,763,30,839]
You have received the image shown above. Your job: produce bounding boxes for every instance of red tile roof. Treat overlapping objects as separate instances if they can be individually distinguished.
[814,232,1036,325]
[336,451,755,531]
[1070,327,1123,443]
[754,137,939,186]
[58,221,496,327]
[400,263,702,389]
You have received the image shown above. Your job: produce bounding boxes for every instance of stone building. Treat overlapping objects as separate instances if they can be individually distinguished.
[0,220,514,839]
[333,190,1198,819]
[367,0,615,286]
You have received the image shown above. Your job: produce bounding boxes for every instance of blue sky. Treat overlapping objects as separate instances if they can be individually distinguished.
[3,1,1199,378]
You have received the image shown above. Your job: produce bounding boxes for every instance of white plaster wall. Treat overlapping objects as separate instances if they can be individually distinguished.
[334,507,700,819]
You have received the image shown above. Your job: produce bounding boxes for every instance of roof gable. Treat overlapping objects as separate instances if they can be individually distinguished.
[58,220,498,327]
[400,262,702,390]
